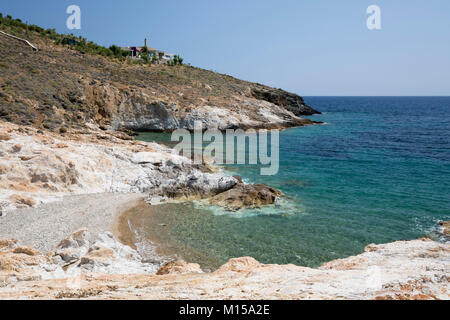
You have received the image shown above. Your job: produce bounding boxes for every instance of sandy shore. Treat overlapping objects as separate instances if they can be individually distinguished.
[0,193,144,253]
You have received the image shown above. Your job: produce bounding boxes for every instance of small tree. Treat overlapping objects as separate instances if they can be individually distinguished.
[172,55,184,66]
[109,45,123,58]
[141,52,150,63]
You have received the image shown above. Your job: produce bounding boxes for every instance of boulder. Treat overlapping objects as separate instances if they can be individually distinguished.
[156,260,203,275]
[0,133,10,141]
[57,248,83,264]
[80,248,115,267]
[216,257,261,273]
[439,221,450,237]
[56,228,89,249]
[53,229,90,265]
[209,183,284,211]
[148,171,238,201]
[11,144,22,153]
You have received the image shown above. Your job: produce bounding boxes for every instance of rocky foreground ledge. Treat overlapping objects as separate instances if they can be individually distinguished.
[0,231,448,300]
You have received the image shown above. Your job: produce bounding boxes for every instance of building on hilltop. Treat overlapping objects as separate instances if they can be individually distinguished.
[121,38,175,64]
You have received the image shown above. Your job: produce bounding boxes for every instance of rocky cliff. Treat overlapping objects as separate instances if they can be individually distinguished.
[250,87,320,116]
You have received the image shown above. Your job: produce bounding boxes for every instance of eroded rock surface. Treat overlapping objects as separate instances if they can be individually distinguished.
[439,221,450,241]
[156,260,203,275]
[250,87,321,116]
[0,121,237,213]
[0,33,320,133]
[0,237,448,300]
[209,183,284,211]
[440,221,450,235]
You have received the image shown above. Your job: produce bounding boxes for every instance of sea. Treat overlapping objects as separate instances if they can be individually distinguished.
[131,97,450,270]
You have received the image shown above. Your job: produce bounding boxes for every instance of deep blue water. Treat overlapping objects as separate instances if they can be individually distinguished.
[135,97,450,269]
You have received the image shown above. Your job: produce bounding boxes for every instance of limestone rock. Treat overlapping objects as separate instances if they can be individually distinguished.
[75,232,157,274]
[56,229,89,250]
[156,260,203,275]
[439,221,450,237]
[216,257,261,273]
[0,133,11,141]
[0,239,18,250]
[80,248,114,267]
[0,237,449,300]
[209,183,284,211]
[11,144,22,153]
[147,171,238,202]
[12,246,41,256]
[57,248,83,264]
[0,121,240,212]
[8,194,36,208]
[250,87,321,116]
[53,229,90,266]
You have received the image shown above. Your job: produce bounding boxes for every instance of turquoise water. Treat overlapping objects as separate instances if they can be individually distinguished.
[136,97,450,269]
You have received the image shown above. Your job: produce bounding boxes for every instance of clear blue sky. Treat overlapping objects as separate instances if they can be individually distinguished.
[1,0,449,96]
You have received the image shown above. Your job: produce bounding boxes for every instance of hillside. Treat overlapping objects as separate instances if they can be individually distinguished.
[0,15,320,133]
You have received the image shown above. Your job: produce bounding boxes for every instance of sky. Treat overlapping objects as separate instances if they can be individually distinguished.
[1,0,449,96]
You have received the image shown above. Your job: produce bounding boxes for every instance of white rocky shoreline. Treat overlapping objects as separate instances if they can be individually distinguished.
[0,120,449,300]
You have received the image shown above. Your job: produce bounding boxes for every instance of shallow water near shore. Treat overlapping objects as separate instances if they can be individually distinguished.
[134,97,450,269]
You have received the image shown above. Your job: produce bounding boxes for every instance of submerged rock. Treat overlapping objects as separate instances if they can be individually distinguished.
[209,183,284,211]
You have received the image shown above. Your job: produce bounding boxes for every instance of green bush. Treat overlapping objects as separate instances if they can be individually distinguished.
[172,55,184,66]
[141,53,150,63]
[109,45,121,57]
[109,45,129,59]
